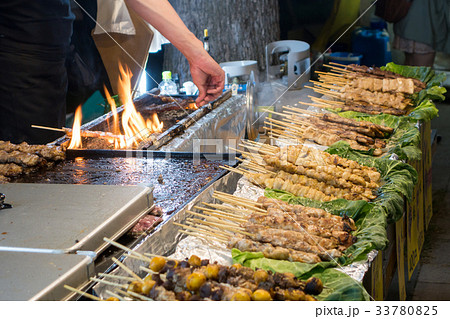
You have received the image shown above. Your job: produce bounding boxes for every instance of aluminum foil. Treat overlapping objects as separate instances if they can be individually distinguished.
[158,95,246,153]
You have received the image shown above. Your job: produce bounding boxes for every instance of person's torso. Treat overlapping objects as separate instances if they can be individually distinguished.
[0,0,75,48]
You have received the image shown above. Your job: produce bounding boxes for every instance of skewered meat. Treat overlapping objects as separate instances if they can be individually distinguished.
[228,236,321,263]
[345,64,426,90]
[0,150,42,167]
[340,86,411,110]
[319,112,393,135]
[245,223,343,260]
[0,163,24,177]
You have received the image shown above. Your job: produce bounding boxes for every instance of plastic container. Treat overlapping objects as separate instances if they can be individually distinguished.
[352,27,392,67]
[324,52,363,65]
[158,71,178,95]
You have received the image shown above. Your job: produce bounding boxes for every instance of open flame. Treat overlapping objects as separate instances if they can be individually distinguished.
[68,106,83,149]
[69,63,164,149]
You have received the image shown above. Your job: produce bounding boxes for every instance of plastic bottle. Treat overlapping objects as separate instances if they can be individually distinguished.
[158,71,178,95]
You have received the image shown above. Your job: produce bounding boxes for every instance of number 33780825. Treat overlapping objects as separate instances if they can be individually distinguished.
[376,305,437,316]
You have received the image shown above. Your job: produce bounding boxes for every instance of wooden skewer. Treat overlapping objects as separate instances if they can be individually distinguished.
[265,127,303,140]
[103,237,152,263]
[178,229,230,244]
[185,221,233,240]
[112,257,144,283]
[99,273,135,282]
[142,252,176,260]
[90,277,127,289]
[201,202,267,216]
[192,206,247,222]
[213,192,263,208]
[241,140,279,152]
[31,125,125,139]
[64,285,103,301]
[219,165,249,177]
[123,253,152,264]
[139,265,158,275]
[190,219,252,237]
[105,290,126,301]
[121,289,153,301]
[214,191,264,205]
[238,144,276,156]
[189,217,244,232]
[187,210,240,226]
[212,194,267,213]
[174,221,231,241]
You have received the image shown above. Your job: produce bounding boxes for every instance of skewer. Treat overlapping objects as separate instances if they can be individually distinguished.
[191,207,247,223]
[126,290,153,301]
[105,290,126,301]
[173,221,231,240]
[219,164,250,176]
[216,192,267,207]
[186,210,241,226]
[178,229,229,244]
[189,217,243,231]
[64,285,103,301]
[31,125,66,133]
[31,125,125,139]
[90,277,127,289]
[142,252,177,260]
[212,194,267,214]
[238,144,276,156]
[185,220,233,239]
[265,127,302,140]
[201,202,267,216]
[99,273,135,282]
[228,146,265,160]
[103,237,152,263]
[235,158,273,174]
[112,257,144,283]
[188,219,252,237]
[241,140,279,152]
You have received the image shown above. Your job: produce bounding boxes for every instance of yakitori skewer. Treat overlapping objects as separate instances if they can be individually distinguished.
[31,124,125,139]
[64,285,103,301]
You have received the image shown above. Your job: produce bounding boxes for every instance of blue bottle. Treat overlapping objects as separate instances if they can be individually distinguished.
[352,19,392,67]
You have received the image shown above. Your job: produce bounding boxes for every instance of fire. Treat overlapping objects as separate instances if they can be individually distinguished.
[187,102,198,110]
[68,106,83,149]
[68,63,165,150]
[113,63,164,148]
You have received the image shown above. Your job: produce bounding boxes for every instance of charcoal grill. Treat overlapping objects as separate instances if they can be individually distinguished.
[52,90,233,151]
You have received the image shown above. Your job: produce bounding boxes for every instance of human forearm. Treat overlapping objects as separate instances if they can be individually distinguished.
[125,0,204,62]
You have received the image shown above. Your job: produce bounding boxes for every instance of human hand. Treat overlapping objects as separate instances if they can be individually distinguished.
[189,55,225,107]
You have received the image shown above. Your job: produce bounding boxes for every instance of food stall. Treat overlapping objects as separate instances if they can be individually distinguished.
[0,59,446,301]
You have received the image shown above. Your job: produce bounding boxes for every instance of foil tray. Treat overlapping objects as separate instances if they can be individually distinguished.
[92,171,375,298]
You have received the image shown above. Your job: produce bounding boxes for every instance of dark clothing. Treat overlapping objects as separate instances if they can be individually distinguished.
[0,39,68,144]
[0,0,75,144]
[0,0,74,48]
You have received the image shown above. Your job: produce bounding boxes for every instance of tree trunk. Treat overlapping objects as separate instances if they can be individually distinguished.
[163,0,280,83]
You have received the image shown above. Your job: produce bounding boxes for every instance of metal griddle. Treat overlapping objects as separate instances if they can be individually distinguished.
[0,183,153,254]
[0,251,94,301]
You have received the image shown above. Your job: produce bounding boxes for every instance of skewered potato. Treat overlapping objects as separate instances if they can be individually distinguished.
[252,289,273,301]
[149,256,166,272]
[186,272,206,291]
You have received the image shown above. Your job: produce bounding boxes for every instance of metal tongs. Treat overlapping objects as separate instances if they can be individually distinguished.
[0,193,12,210]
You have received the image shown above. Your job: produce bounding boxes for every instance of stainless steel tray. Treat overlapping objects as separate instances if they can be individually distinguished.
[0,251,94,301]
[0,183,153,254]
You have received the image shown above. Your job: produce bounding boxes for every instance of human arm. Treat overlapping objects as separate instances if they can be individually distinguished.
[125,0,225,106]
